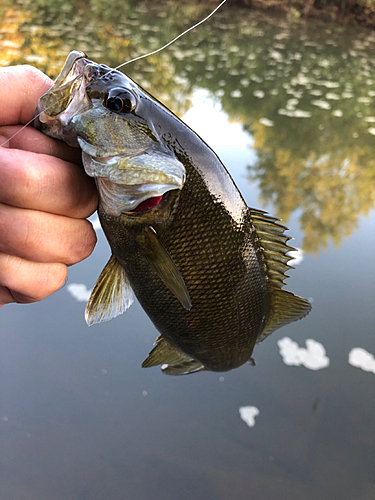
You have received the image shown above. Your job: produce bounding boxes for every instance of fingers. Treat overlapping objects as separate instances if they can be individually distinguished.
[0,253,68,306]
[0,146,98,219]
[0,203,97,266]
[0,125,82,165]
[0,65,53,125]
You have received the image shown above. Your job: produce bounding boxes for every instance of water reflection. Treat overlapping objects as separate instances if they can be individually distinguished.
[1,0,375,256]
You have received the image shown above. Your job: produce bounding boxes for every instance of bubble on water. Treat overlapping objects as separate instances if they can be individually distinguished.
[310,89,323,96]
[231,90,242,98]
[142,390,148,397]
[269,50,283,61]
[278,109,312,118]
[326,93,340,100]
[312,100,331,110]
[315,80,340,89]
[291,73,311,86]
[259,118,274,127]
[348,348,375,374]
[368,128,375,135]
[2,416,8,422]
[239,406,259,428]
[353,132,359,138]
[332,110,343,117]
[286,98,299,110]
[358,97,372,104]
[240,78,250,87]
[287,248,304,265]
[253,90,265,99]
[219,376,225,382]
[318,59,331,68]
[102,369,107,375]
[67,284,92,302]
[278,337,330,370]
[250,75,263,83]
[342,92,354,99]
[365,116,375,122]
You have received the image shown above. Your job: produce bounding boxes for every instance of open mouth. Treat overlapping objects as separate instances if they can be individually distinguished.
[130,195,163,213]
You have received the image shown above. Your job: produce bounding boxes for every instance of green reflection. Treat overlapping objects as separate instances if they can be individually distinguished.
[1,1,375,254]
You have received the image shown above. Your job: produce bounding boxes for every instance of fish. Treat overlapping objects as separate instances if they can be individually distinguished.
[35,51,311,375]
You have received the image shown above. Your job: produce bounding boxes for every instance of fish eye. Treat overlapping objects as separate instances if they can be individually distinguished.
[103,88,136,114]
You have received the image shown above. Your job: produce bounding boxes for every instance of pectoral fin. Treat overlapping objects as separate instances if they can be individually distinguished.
[85,254,133,326]
[142,335,205,375]
[138,226,191,310]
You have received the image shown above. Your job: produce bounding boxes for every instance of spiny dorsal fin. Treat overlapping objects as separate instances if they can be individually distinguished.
[249,207,312,341]
[249,207,295,290]
[85,254,133,326]
[138,226,191,310]
[142,335,205,375]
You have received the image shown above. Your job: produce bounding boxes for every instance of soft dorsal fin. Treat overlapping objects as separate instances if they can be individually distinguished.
[85,254,133,326]
[249,208,311,341]
[258,288,311,342]
[142,335,205,375]
[137,226,192,310]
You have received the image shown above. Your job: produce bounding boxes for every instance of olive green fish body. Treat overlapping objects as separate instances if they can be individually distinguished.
[99,160,271,372]
[36,52,311,375]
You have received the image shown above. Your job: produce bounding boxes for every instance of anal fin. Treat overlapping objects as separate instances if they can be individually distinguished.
[85,254,133,326]
[142,335,205,376]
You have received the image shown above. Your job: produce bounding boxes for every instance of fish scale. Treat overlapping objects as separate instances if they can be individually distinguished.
[36,52,311,375]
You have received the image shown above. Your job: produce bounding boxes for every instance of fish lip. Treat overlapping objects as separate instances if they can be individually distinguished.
[37,52,96,124]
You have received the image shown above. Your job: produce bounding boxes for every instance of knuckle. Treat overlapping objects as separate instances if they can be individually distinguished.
[67,221,97,264]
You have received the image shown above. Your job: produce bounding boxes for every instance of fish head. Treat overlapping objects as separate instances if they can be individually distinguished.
[36,51,186,215]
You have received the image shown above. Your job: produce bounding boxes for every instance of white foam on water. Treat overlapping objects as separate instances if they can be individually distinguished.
[278,337,330,370]
[287,247,304,265]
[239,406,259,428]
[66,283,92,302]
[259,118,274,127]
[348,348,375,374]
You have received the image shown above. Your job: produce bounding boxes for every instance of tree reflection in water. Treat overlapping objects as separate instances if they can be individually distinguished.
[1,0,375,254]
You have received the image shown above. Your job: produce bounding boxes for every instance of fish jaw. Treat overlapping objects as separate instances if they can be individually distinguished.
[36,51,187,214]
[82,147,185,215]
[35,51,92,146]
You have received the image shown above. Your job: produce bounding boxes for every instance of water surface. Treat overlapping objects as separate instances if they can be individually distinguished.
[1,2,375,499]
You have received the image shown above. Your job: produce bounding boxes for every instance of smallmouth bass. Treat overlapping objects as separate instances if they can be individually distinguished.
[36,51,311,375]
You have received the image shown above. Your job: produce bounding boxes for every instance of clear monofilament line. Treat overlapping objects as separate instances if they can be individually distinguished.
[0,0,227,146]
[108,0,227,73]
[0,73,84,147]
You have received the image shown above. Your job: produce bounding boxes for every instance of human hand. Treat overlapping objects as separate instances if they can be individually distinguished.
[0,65,98,306]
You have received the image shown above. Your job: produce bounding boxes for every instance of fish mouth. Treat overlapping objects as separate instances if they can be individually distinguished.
[129,194,164,213]
[38,51,90,118]
[81,149,185,217]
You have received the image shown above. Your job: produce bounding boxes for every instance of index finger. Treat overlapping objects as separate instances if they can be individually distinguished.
[0,65,53,125]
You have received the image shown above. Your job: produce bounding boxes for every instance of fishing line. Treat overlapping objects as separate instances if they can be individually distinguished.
[0,73,85,148]
[109,0,227,73]
[1,0,227,147]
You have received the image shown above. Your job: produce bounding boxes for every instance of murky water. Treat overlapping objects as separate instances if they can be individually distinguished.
[1,2,375,499]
